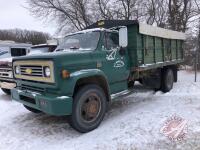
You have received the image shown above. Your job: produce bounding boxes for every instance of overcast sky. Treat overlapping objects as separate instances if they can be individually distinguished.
[0,0,56,35]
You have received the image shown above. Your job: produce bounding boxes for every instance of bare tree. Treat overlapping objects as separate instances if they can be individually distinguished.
[153,0,168,27]
[194,0,200,69]
[26,0,200,34]
[27,0,143,33]
[0,29,50,45]
[168,0,195,32]
[27,0,93,32]
[114,0,138,20]
[139,0,168,27]
[95,0,114,20]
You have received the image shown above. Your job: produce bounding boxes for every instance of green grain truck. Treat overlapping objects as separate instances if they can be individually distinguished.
[11,20,185,133]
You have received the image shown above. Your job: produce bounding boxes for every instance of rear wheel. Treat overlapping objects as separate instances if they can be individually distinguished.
[161,68,174,93]
[69,84,107,133]
[23,105,41,113]
[1,88,11,95]
[138,79,143,85]
[128,81,135,88]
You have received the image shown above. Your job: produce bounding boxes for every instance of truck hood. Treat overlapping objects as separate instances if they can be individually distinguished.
[13,51,91,60]
[12,51,93,67]
[0,57,13,67]
[0,57,13,63]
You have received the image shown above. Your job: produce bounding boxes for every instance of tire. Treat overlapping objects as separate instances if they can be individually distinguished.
[1,88,11,95]
[69,84,107,133]
[138,79,143,85]
[128,81,135,88]
[23,105,42,113]
[161,68,174,93]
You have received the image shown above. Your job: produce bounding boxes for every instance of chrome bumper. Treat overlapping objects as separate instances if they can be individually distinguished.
[0,82,16,89]
[0,67,14,89]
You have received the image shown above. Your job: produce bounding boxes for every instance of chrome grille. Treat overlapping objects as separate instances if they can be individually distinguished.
[13,60,55,83]
[20,65,43,77]
[0,67,13,79]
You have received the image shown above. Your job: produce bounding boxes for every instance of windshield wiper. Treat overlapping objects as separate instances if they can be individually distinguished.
[70,46,80,50]
[55,48,64,52]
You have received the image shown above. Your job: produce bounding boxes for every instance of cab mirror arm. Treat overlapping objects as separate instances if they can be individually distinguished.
[119,47,126,56]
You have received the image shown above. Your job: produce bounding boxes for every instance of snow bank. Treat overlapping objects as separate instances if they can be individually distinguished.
[0,71,200,150]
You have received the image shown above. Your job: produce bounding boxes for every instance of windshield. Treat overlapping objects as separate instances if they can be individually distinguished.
[56,31,100,52]
[0,50,8,56]
[0,51,11,58]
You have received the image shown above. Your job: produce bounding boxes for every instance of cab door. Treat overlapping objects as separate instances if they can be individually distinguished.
[101,32,129,84]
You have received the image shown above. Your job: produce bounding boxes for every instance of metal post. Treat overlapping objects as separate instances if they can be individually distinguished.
[195,50,197,82]
[195,19,200,82]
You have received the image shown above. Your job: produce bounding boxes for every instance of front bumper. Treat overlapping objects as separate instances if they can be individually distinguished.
[11,88,73,116]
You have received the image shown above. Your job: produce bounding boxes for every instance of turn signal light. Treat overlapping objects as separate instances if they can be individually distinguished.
[62,70,70,79]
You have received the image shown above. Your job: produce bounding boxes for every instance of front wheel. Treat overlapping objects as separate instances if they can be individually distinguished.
[1,88,11,95]
[128,81,135,88]
[69,84,107,133]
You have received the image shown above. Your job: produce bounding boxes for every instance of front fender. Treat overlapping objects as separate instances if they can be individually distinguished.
[64,69,109,96]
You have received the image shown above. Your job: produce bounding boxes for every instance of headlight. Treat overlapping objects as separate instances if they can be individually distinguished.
[44,66,51,77]
[15,66,20,74]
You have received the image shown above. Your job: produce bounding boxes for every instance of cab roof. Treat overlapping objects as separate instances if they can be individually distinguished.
[86,20,139,29]
[63,28,117,38]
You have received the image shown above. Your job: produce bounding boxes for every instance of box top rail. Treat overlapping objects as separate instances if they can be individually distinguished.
[139,23,186,40]
[86,20,186,40]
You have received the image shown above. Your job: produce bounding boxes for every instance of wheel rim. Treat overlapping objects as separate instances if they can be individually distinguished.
[80,93,101,123]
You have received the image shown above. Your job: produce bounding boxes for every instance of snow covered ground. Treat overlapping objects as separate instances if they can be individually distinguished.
[0,70,200,150]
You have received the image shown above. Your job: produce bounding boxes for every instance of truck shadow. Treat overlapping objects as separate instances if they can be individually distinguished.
[10,112,81,138]
[0,93,12,101]
[105,84,158,119]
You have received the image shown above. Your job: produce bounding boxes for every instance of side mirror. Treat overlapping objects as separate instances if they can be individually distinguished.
[119,27,128,48]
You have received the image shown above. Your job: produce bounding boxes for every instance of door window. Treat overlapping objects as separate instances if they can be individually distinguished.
[103,32,119,51]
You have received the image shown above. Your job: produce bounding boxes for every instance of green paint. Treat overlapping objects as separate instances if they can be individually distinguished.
[12,23,184,116]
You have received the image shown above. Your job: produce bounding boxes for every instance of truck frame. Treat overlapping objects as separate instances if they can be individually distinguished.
[11,20,185,133]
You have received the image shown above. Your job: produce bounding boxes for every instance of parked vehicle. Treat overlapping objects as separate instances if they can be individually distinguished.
[0,41,32,94]
[0,41,57,95]
[11,20,185,133]
[0,50,11,58]
[29,40,57,55]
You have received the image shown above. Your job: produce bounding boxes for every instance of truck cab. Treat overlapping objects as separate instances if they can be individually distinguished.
[11,20,185,133]
[54,28,129,93]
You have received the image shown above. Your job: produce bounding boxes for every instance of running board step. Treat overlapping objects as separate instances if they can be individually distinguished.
[111,89,135,100]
